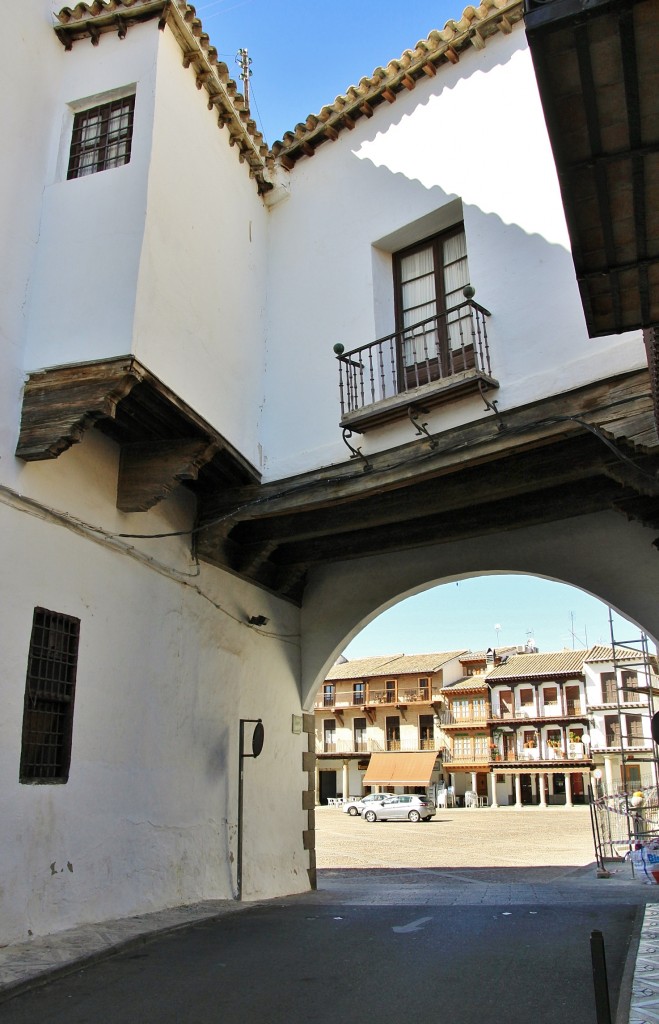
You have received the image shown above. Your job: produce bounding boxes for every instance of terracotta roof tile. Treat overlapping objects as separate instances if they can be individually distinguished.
[584,645,648,663]
[271,0,523,166]
[54,0,272,192]
[487,651,586,680]
[441,675,489,692]
[55,0,523,181]
[326,650,467,680]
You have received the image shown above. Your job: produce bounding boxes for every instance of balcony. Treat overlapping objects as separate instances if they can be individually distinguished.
[491,742,589,763]
[334,299,496,431]
[489,700,584,721]
[440,706,491,727]
[315,738,440,756]
[314,682,437,710]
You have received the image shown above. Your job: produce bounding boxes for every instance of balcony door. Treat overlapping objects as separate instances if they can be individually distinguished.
[394,226,470,389]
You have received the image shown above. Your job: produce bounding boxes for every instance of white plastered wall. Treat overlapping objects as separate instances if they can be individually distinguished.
[133,26,269,467]
[0,434,305,946]
[262,25,647,481]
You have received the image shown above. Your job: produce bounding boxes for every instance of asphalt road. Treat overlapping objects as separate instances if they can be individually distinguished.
[1,807,648,1023]
[0,899,640,1024]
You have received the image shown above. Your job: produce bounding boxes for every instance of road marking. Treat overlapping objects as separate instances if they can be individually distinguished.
[392,916,433,934]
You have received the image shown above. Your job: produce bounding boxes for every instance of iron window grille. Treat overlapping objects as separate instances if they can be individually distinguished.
[67,95,135,179]
[20,608,80,783]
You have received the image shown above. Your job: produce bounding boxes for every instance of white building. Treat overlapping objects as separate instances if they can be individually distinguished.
[584,645,659,794]
[2,0,658,947]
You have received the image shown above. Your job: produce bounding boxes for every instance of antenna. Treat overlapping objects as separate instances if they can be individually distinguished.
[236,48,253,112]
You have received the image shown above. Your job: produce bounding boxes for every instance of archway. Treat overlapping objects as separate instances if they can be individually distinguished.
[299,510,659,708]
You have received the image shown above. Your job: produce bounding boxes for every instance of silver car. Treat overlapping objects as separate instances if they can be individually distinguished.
[362,794,436,823]
[343,793,395,817]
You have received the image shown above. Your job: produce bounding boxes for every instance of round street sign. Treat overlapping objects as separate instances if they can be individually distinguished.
[252,721,265,758]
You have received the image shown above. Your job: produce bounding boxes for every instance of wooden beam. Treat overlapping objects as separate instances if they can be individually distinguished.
[220,435,611,549]
[16,360,140,461]
[117,438,218,513]
[197,371,656,528]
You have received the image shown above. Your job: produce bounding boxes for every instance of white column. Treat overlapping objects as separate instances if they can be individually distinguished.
[471,771,478,794]
[514,773,522,809]
[604,756,614,796]
[342,761,349,800]
[565,774,574,808]
[315,764,320,804]
[539,773,547,808]
[490,773,499,809]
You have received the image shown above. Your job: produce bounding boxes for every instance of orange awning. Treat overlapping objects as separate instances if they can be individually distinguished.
[362,751,438,786]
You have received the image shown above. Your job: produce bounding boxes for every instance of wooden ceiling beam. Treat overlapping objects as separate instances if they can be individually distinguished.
[117,438,218,512]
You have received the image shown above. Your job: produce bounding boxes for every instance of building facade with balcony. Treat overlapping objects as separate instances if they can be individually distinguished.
[485,652,592,806]
[3,0,659,950]
[314,652,467,803]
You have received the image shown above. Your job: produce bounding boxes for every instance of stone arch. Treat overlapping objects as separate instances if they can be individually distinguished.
[299,510,659,709]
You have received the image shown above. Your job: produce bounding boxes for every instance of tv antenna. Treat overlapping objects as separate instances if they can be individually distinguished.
[236,48,253,111]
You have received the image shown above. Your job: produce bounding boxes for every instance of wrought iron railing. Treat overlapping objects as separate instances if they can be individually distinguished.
[335,298,492,417]
[490,700,584,721]
[315,738,440,755]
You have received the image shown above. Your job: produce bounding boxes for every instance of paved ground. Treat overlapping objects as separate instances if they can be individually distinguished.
[2,805,659,1023]
[315,804,599,878]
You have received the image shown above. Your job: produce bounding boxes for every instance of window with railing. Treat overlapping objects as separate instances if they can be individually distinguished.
[352,682,365,705]
[474,735,489,758]
[386,715,400,751]
[605,716,621,746]
[600,672,617,703]
[626,714,645,744]
[419,714,434,750]
[454,735,471,757]
[323,720,336,752]
[323,684,335,708]
[621,671,640,701]
[354,717,367,752]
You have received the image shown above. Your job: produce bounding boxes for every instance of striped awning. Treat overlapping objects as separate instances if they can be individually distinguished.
[363,751,438,786]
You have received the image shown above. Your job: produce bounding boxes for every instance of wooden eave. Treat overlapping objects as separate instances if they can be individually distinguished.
[524,0,659,336]
[54,0,273,193]
[194,368,659,603]
[15,356,259,512]
[271,0,524,169]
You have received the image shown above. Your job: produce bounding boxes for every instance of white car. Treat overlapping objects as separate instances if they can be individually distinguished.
[342,793,396,817]
[362,794,436,822]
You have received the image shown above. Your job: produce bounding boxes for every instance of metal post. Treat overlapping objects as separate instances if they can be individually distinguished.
[590,930,612,1024]
[236,718,264,902]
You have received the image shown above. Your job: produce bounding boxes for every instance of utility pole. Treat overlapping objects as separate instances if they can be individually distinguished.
[236,48,252,112]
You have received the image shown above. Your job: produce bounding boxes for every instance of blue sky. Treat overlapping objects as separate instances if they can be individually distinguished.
[194,1,471,144]
[190,2,648,661]
[342,575,642,660]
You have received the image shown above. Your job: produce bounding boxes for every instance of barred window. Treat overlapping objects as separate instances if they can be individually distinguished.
[67,95,135,179]
[20,609,80,783]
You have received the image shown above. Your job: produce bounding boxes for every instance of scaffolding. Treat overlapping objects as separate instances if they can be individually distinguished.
[590,613,659,871]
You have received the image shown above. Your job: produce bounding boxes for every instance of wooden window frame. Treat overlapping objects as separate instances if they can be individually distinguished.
[67,94,135,180]
[392,224,469,388]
